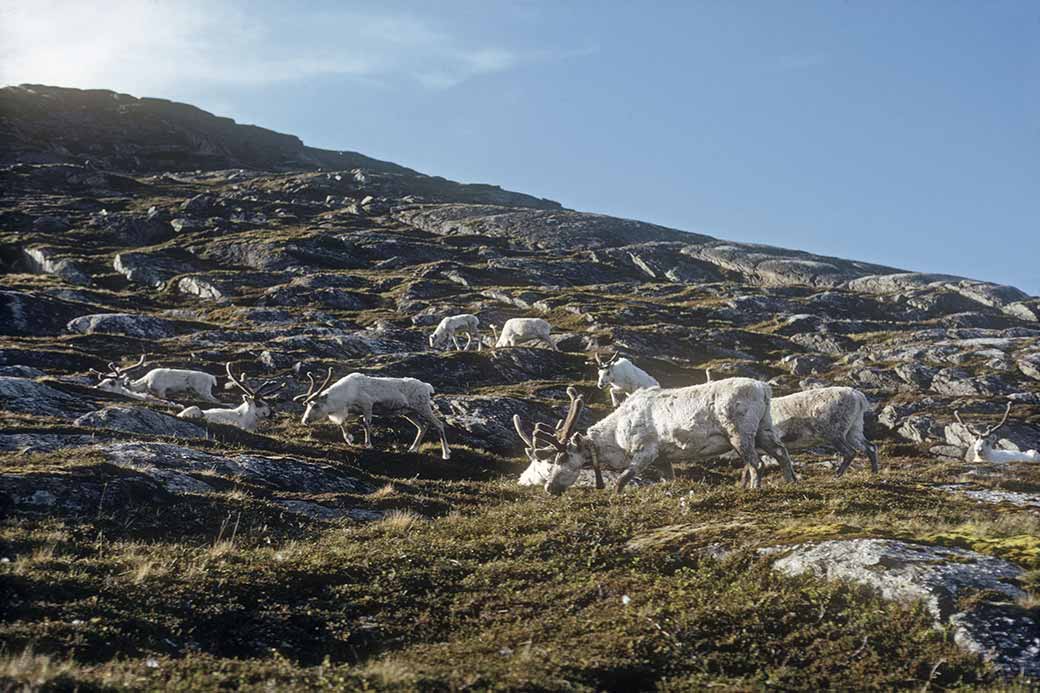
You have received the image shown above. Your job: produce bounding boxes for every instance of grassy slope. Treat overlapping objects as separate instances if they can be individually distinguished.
[3,448,1039,691]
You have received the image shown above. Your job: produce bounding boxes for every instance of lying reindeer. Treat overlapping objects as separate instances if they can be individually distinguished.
[955,402,1040,465]
[177,363,283,432]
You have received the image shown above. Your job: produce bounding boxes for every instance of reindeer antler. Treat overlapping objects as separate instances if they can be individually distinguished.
[226,362,256,398]
[106,354,147,378]
[953,408,976,436]
[532,386,584,453]
[253,379,286,402]
[954,401,1013,439]
[293,368,334,404]
[982,402,1013,438]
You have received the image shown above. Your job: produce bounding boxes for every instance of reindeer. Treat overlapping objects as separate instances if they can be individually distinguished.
[489,318,556,350]
[954,402,1040,466]
[516,378,798,494]
[590,351,659,408]
[91,354,219,402]
[177,363,283,432]
[295,368,451,459]
[513,387,606,488]
[429,314,480,351]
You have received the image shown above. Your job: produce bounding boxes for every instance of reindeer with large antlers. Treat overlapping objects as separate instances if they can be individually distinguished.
[92,354,219,402]
[589,351,659,408]
[517,378,798,495]
[954,402,1040,465]
[295,368,451,460]
[177,363,283,431]
[514,387,605,489]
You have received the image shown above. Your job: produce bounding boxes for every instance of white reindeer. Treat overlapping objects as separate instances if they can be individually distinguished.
[515,378,798,494]
[490,318,556,350]
[177,363,283,432]
[955,403,1040,466]
[91,355,219,402]
[591,351,659,408]
[769,386,879,478]
[429,314,480,351]
[296,368,451,460]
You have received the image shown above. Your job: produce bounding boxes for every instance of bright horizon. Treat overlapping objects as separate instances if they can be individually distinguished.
[2,1,1037,294]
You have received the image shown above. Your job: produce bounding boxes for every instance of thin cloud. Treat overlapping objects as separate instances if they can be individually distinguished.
[0,0,573,92]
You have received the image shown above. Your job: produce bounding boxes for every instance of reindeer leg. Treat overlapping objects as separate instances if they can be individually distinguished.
[464,332,473,351]
[865,440,880,474]
[616,443,658,493]
[361,407,374,449]
[340,423,354,446]
[756,427,798,483]
[732,432,763,489]
[451,335,462,351]
[833,439,858,478]
[402,415,426,453]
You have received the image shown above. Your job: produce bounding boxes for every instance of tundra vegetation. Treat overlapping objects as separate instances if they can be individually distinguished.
[1,86,1039,690]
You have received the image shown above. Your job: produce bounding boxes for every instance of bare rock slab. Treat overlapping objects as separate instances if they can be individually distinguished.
[98,442,370,495]
[769,538,1039,678]
[0,376,95,418]
[75,406,205,438]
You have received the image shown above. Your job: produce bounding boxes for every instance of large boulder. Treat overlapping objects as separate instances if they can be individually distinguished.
[66,313,178,339]
[74,407,205,438]
[770,538,1039,678]
[0,290,92,336]
[21,247,92,285]
[98,442,370,494]
[113,248,201,287]
[90,210,171,246]
[0,377,95,418]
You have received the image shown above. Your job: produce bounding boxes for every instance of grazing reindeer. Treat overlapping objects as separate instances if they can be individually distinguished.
[769,387,879,477]
[513,387,604,488]
[516,378,798,494]
[92,354,219,402]
[296,368,451,460]
[490,318,556,350]
[429,314,480,351]
[955,402,1040,465]
[590,351,659,408]
[177,363,283,432]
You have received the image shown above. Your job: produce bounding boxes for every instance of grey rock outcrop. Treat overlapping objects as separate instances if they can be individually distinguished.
[66,313,178,339]
[74,407,205,438]
[770,539,1039,678]
[0,377,94,418]
[98,442,369,494]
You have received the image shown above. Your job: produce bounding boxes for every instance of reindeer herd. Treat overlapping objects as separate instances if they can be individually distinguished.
[86,312,1037,494]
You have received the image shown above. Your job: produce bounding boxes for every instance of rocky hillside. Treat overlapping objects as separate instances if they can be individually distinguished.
[1,85,1038,690]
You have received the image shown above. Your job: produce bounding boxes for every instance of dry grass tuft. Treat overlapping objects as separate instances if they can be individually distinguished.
[369,482,397,500]
[0,648,76,689]
[376,509,424,534]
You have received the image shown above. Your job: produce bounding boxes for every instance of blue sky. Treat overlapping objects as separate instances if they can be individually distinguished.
[3,1,1037,294]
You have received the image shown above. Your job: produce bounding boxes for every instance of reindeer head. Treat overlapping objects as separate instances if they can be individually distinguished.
[294,367,335,424]
[588,351,621,390]
[226,362,283,419]
[954,402,1012,462]
[513,386,600,495]
[90,354,146,392]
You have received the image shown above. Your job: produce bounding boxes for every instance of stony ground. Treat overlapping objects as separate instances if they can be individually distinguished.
[1,85,1039,691]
